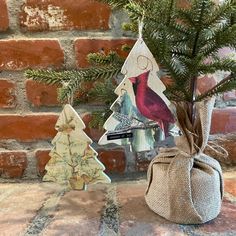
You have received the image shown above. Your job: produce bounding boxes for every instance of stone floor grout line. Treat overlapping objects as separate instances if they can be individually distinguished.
[98,185,120,236]
[23,189,66,236]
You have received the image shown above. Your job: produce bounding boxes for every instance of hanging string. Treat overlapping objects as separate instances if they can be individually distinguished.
[62,81,74,106]
[138,11,145,39]
[137,12,154,72]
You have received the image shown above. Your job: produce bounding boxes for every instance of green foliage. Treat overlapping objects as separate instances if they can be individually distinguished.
[57,64,122,102]
[89,110,111,129]
[196,73,236,101]
[98,0,142,9]
[100,0,236,103]
[25,0,236,126]
[87,51,124,66]
[89,79,117,105]
[25,51,123,127]
[25,69,71,85]
[122,22,138,32]
[25,51,123,103]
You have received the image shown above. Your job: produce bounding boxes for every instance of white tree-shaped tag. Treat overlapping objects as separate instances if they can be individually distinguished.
[99,36,174,152]
[43,104,111,190]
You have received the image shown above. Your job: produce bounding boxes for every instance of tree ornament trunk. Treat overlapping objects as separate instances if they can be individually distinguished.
[69,176,86,190]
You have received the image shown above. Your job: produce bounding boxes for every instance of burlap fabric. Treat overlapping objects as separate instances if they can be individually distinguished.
[145,98,227,224]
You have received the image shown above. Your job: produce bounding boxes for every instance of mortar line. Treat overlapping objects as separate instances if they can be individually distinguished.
[99,185,120,236]
[0,30,134,40]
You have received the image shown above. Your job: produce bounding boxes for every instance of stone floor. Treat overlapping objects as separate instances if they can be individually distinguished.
[0,171,235,236]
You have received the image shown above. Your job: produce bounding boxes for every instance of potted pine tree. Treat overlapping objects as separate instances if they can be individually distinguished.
[98,0,236,224]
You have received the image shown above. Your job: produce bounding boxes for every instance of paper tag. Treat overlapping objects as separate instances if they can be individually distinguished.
[107,132,133,140]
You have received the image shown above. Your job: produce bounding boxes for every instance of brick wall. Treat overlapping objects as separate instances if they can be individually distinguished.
[0,0,235,180]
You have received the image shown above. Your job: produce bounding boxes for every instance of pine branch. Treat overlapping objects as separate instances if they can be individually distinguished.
[205,1,233,27]
[25,69,70,85]
[199,58,236,75]
[93,0,236,107]
[122,22,138,32]
[164,87,187,102]
[89,110,111,129]
[98,0,130,9]
[88,79,117,105]
[177,8,196,28]
[87,51,124,66]
[185,0,220,122]
[195,73,236,101]
[25,0,236,113]
[58,65,122,102]
[125,1,144,21]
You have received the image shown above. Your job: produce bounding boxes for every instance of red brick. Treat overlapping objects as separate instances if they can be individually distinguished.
[223,90,236,101]
[0,114,58,141]
[82,113,105,141]
[0,0,9,31]
[26,80,60,107]
[211,107,236,134]
[0,151,27,178]
[75,38,135,67]
[97,149,126,173]
[26,80,97,107]
[176,0,191,9]
[136,160,150,172]
[136,152,154,172]
[74,81,97,103]
[0,40,64,71]
[197,75,217,94]
[20,0,111,32]
[35,149,51,176]
[160,75,217,92]
[225,141,236,164]
[0,79,16,108]
[209,134,236,164]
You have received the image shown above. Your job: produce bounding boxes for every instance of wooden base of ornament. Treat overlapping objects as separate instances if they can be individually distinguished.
[69,176,87,191]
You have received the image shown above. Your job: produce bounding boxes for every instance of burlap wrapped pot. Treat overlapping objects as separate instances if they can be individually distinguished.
[145,98,227,224]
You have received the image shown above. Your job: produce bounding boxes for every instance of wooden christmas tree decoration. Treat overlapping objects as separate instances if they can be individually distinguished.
[99,32,174,152]
[43,104,111,190]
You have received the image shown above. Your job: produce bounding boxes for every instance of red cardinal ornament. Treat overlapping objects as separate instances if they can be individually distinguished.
[129,70,175,137]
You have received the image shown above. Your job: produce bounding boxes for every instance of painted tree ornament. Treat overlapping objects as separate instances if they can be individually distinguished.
[99,37,174,152]
[43,104,111,190]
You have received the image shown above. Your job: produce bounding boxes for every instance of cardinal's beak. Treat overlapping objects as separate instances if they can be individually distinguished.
[128,77,136,84]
